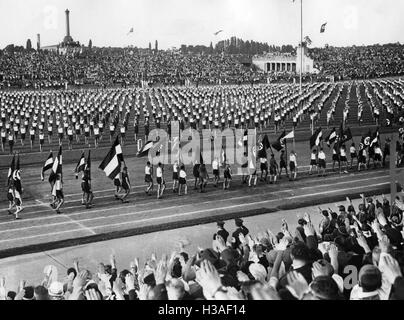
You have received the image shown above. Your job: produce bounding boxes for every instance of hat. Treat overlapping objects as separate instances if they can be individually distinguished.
[322,210,329,217]
[48,281,64,297]
[235,218,244,226]
[359,265,382,291]
[249,263,267,282]
[338,205,345,212]
[217,221,225,227]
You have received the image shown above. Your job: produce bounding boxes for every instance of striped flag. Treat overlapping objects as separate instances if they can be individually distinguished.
[272,131,286,152]
[137,140,155,158]
[12,154,22,205]
[74,151,86,179]
[325,128,337,147]
[85,150,91,180]
[99,137,123,179]
[320,22,327,33]
[370,128,380,148]
[310,128,323,149]
[49,147,62,184]
[41,151,54,181]
[7,154,15,186]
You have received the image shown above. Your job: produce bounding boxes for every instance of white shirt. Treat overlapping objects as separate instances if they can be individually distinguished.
[212,160,219,170]
[179,170,186,179]
[145,166,151,175]
[318,151,326,160]
[350,146,356,154]
[290,154,297,164]
[156,167,163,178]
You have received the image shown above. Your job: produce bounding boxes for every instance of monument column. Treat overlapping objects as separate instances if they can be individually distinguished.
[65,9,70,37]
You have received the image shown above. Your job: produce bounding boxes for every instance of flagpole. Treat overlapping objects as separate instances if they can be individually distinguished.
[293,128,296,151]
[300,0,303,94]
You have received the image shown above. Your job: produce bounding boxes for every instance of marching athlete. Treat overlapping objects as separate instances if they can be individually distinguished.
[81,168,94,209]
[269,154,279,184]
[289,151,297,181]
[318,148,327,177]
[120,166,131,203]
[259,156,268,182]
[178,165,188,196]
[172,160,179,193]
[212,157,220,187]
[223,162,232,190]
[145,161,153,195]
[279,149,288,179]
[350,143,357,170]
[51,174,64,214]
[192,161,200,190]
[114,173,122,200]
[156,162,166,199]
[199,163,209,193]
[309,149,318,175]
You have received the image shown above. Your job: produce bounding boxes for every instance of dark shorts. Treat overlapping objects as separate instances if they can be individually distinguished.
[374,154,382,161]
[224,172,232,180]
[173,172,178,180]
[340,156,347,162]
[81,182,91,193]
[359,155,366,164]
[213,169,219,177]
[31,135,35,141]
[145,174,152,183]
[21,133,26,140]
[7,192,13,202]
[310,160,317,166]
[114,179,121,187]
[319,159,326,168]
[332,154,339,161]
[85,132,90,137]
[280,161,287,169]
[289,162,296,171]
[69,135,73,141]
[40,139,44,145]
[56,190,64,199]
[350,153,357,159]
[179,177,186,185]
[157,177,163,185]
[122,182,130,190]
[270,167,277,175]
[260,163,268,171]
[59,133,63,139]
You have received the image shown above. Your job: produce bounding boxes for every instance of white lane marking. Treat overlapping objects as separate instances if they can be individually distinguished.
[62,214,96,235]
[0,182,389,243]
[0,173,390,229]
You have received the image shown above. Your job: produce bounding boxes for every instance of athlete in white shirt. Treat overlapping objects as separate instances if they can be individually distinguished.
[156,162,166,199]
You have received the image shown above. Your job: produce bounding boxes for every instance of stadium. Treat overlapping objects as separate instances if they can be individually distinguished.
[0,0,403,304]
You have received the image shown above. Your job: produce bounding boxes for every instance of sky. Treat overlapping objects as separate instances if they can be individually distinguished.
[0,0,402,50]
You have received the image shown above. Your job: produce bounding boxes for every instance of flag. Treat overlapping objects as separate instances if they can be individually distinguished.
[304,36,312,46]
[127,27,134,35]
[99,137,123,179]
[137,140,155,158]
[284,131,295,140]
[320,22,327,33]
[49,146,62,184]
[85,150,91,172]
[12,154,22,204]
[258,134,271,158]
[41,151,54,181]
[214,30,223,36]
[370,129,380,148]
[272,131,286,152]
[7,154,15,185]
[325,128,337,146]
[74,151,86,178]
[310,128,323,149]
[362,130,372,147]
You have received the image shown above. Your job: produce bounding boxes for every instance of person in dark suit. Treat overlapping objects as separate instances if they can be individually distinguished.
[232,218,249,248]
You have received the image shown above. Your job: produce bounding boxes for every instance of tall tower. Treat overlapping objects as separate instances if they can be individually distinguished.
[65,9,70,37]
[37,34,41,51]
[63,9,74,45]
[155,40,158,51]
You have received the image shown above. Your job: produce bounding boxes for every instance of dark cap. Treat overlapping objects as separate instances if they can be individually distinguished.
[235,218,243,226]
[217,221,225,227]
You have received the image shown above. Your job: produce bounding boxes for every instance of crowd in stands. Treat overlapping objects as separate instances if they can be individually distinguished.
[1,193,403,300]
[0,49,263,90]
[1,43,403,90]
[309,44,404,80]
